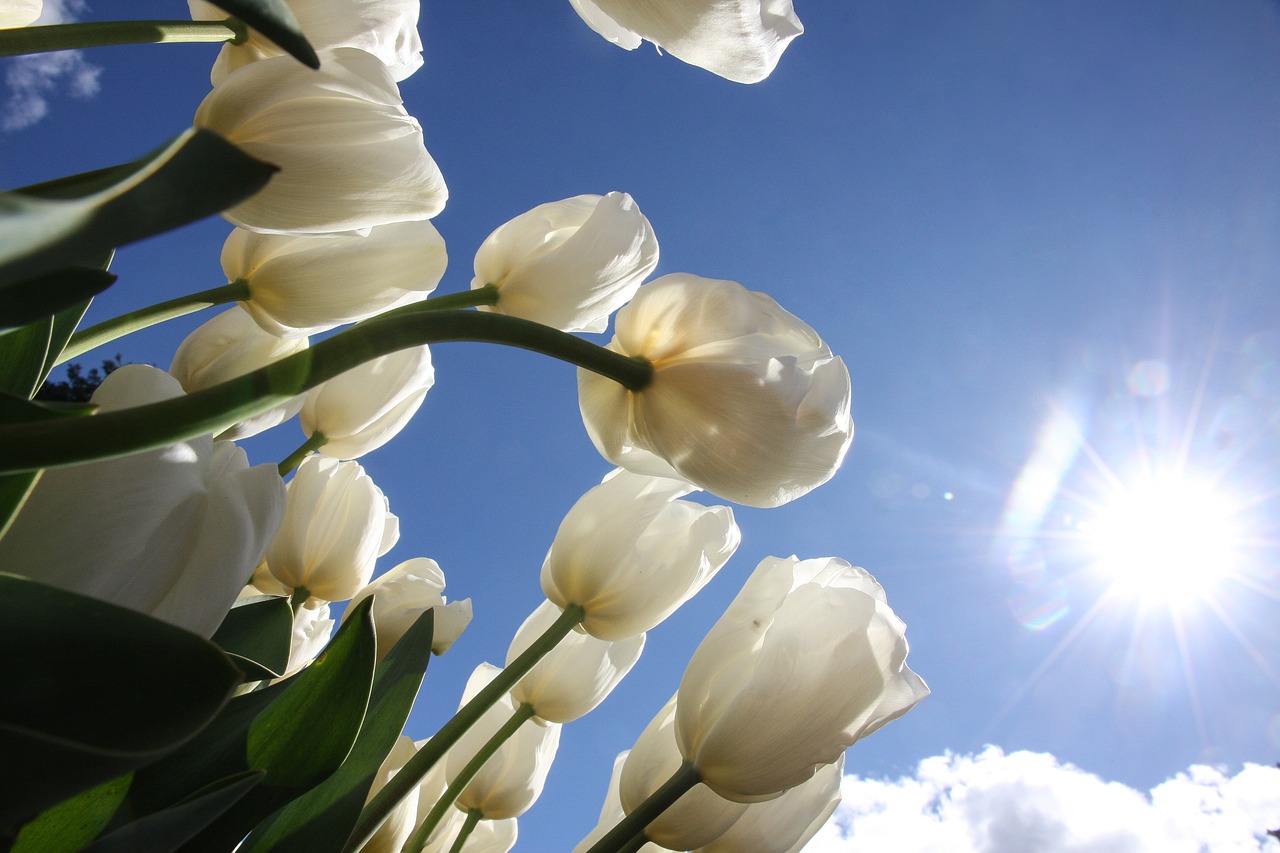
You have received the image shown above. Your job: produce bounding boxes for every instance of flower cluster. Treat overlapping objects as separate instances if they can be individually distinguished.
[0,1,928,852]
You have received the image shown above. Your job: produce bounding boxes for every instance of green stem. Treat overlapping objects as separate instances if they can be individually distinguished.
[0,20,246,58]
[371,283,500,320]
[278,432,327,477]
[584,763,702,853]
[445,810,483,853]
[58,280,250,365]
[289,587,311,615]
[0,310,652,474]
[404,704,537,853]
[345,603,585,853]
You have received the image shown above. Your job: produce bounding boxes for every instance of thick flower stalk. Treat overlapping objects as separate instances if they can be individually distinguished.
[676,556,929,801]
[189,0,423,84]
[193,48,447,234]
[507,600,645,723]
[568,0,803,83]
[346,558,473,658]
[169,305,309,440]
[473,192,658,333]
[578,273,853,508]
[265,455,399,602]
[0,365,285,638]
[299,344,435,460]
[540,468,740,641]
[221,220,448,337]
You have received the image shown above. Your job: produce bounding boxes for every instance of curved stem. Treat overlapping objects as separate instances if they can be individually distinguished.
[584,763,702,853]
[445,810,483,853]
[404,704,536,853]
[0,20,246,58]
[58,280,249,365]
[372,283,499,320]
[345,603,585,853]
[0,311,652,474]
[278,432,327,477]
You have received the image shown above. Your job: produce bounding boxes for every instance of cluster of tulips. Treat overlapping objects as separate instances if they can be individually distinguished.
[0,2,927,851]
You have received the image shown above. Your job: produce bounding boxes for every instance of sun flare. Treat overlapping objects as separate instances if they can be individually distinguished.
[1079,473,1242,606]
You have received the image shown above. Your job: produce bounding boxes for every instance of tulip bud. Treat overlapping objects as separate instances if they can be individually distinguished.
[346,558,473,658]
[222,220,448,338]
[507,600,645,723]
[169,306,309,439]
[620,696,747,849]
[473,192,658,333]
[300,345,434,459]
[0,365,286,637]
[193,48,447,235]
[189,0,423,85]
[578,273,853,508]
[540,468,740,641]
[266,456,399,602]
[448,664,562,820]
[696,755,843,853]
[567,0,803,84]
[676,556,929,802]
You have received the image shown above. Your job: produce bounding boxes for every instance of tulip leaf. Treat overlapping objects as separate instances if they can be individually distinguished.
[0,470,41,541]
[0,293,95,398]
[0,128,276,289]
[10,773,131,853]
[210,595,294,681]
[0,575,242,834]
[0,267,115,333]
[205,0,319,69]
[239,610,435,853]
[83,772,262,853]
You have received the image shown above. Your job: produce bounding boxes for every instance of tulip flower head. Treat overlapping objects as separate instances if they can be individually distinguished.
[696,754,844,853]
[346,557,473,658]
[0,0,41,28]
[578,273,853,508]
[0,365,286,637]
[169,305,309,440]
[540,468,740,641]
[473,192,659,333]
[189,0,424,85]
[675,556,929,802]
[568,0,803,83]
[193,48,447,234]
[222,220,448,338]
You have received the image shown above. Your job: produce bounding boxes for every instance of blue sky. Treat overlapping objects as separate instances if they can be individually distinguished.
[4,1,1280,849]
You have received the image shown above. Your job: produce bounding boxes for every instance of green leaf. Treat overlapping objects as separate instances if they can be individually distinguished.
[0,391,94,423]
[210,595,294,681]
[0,295,95,398]
[84,772,262,853]
[0,575,242,834]
[0,470,40,541]
[240,610,435,853]
[11,773,131,853]
[206,0,319,69]
[0,128,276,290]
[0,267,114,332]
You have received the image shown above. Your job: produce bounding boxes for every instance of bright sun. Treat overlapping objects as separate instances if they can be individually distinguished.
[1078,473,1243,606]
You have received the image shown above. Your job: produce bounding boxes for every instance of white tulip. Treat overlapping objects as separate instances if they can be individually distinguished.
[422,814,517,853]
[676,556,929,802]
[578,273,853,508]
[169,305,309,439]
[0,365,285,637]
[619,696,747,849]
[221,220,447,338]
[568,0,803,83]
[507,600,645,723]
[695,755,843,853]
[540,468,739,641]
[193,48,447,235]
[300,344,434,459]
[448,664,562,820]
[473,192,658,333]
[282,600,335,677]
[359,736,421,853]
[0,0,41,28]
[571,753,665,853]
[189,0,423,84]
[265,456,399,601]
[346,557,473,658]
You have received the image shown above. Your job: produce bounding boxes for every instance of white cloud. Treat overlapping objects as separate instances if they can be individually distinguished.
[804,747,1280,853]
[4,0,101,131]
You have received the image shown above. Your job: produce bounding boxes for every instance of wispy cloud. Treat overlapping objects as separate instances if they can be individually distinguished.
[4,0,101,131]
[806,747,1280,852]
